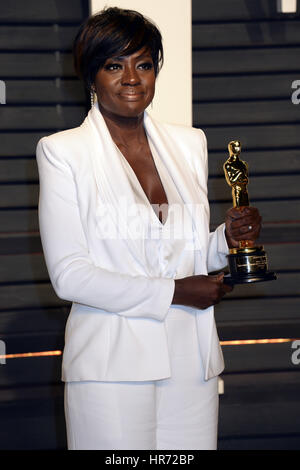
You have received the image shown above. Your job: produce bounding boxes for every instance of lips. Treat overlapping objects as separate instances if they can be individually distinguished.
[119,91,144,100]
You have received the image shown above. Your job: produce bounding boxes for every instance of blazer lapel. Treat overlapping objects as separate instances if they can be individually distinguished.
[144,112,209,271]
[82,104,150,274]
[144,113,215,379]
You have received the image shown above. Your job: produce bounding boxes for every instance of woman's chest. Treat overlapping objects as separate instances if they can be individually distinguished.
[119,145,168,208]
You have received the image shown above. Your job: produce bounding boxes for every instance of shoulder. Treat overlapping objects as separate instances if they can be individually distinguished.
[147,115,209,178]
[161,120,206,141]
[153,119,208,167]
[152,117,207,153]
[36,120,88,167]
[37,123,86,153]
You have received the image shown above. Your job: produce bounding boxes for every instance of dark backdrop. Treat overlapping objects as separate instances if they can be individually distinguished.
[192,0,300,450]
[0,0,299,450]
[0,0,88,450]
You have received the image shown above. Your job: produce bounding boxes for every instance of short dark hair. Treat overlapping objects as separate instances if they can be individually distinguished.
[73,7,164,91]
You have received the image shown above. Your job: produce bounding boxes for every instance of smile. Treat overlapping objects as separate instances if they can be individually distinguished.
[119,92,144,100]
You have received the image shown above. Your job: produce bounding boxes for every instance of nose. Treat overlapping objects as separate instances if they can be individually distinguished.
[121,65,140,86]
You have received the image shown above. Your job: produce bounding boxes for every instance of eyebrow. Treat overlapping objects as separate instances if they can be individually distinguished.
[107,52,152,62]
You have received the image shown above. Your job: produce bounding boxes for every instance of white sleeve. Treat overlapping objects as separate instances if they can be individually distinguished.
[36,137,175,322]
[207,224,229,273]
[193,129,229,272]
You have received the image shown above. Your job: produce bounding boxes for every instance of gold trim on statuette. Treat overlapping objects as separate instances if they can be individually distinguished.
[229,246,263,255]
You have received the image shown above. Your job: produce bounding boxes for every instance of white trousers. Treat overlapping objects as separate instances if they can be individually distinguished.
[64,308,219,450]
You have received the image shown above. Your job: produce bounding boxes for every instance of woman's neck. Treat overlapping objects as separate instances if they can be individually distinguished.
[99,106,147,148]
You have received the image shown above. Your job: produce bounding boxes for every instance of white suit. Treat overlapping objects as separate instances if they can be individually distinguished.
[36,103,229,449]
[36,102,228,383]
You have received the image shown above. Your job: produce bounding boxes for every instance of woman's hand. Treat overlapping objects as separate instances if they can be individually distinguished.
[172,272,233,310]
[225,206,262,248]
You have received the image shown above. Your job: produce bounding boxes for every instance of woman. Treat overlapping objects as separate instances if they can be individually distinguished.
[36,7,261,450]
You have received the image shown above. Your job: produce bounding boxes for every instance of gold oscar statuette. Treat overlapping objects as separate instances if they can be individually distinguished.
[223,140,276,284]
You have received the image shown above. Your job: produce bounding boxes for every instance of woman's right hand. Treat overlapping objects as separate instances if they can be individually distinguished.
[172,273,233,310]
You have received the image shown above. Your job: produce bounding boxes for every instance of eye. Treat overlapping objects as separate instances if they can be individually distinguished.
[138,62,153,71]
[104,63,122,71]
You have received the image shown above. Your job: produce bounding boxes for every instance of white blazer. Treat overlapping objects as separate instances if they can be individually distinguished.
[36,103,229,382]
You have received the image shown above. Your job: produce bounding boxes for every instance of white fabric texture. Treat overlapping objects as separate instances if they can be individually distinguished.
[65,308,219,450]
[63,115,219,450]
[118,133,195,280]
[36,104,228,383]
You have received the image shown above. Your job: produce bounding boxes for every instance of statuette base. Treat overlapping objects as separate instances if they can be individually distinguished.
[223,246,277,285]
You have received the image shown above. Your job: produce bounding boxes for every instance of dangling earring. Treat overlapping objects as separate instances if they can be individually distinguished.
[90,86,96,108]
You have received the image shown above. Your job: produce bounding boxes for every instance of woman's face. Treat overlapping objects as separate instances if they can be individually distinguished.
[93,47,156,120]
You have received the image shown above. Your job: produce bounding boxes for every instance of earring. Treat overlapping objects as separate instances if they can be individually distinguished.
[90,86,96,108]
[90,90,95,108]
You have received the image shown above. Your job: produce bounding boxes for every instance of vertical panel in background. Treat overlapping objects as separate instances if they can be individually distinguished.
[192,0,300,449]
[91,0,192,126]
[0,0,89,450]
